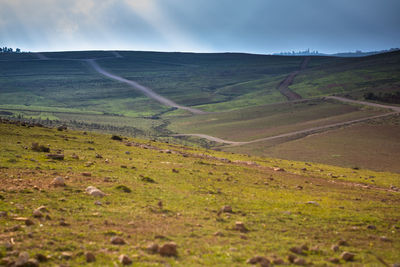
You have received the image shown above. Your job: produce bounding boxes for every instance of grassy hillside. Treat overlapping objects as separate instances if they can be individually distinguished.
[290,51,400,101]
[0,121,400,266]
[1,50,399,174]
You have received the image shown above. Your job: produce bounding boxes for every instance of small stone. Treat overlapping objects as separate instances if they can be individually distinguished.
[340,251,355,261]
[81,172,92,177]
[33,209,43,218]
[273,167,284,172]
[61,251,73,260]
[71,154,79,159]
[272,258,285,264]
[393,264,400,267]
[306,201,320,206]
[327,257,340,263]
[86,186,106,197]
[25,219,35,226]
[146,243,159,254]
[300,244,308,251]
[46,154,64,160]
[338,240,349,246]
[36,206,49,213]
[331,245,339,252]
[119,254,132,265]
[0,211,7,217]
[158,242,178,257]
[14,252,30,266]
[221,205,233,213]
[85,252,96,262]
[52,176,66,187]
[94,201,102,206]
[367,225,376,230]
[110,236,126,245]
[85,161,94,167]
[214,231,224,237]
[95,153,103,158]
[380,236,391,242]
[290,247,304,255]
[235,221,248,232]
[294,258,307,265]
[246,256,270,266]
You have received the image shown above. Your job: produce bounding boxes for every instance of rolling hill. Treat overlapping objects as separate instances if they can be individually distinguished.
[0,119,399,266]
[0,50,399,172]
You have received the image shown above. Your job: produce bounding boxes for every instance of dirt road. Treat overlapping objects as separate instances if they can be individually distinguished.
[85,59,207,115]
[31,52,207,115]
[277,57,309,101]
[174,97,400,146]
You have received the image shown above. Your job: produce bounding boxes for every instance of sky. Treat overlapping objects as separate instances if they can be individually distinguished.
[0,0,399,54]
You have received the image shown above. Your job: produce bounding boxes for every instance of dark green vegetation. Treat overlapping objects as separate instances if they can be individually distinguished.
[1,50,400,173]
[290,51,400,100]
[0,121,400,266]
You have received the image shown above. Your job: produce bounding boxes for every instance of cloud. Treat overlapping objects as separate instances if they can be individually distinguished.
[0,0,399,53]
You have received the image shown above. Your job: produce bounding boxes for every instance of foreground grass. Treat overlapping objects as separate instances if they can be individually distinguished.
[0,121,399,266]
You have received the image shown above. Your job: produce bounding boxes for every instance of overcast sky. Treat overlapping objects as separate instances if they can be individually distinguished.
[1,0,399,54]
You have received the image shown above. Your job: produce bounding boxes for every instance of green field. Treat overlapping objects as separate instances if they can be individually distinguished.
[0,121,399,266]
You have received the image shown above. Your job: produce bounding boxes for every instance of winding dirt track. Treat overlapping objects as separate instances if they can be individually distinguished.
[85,59,207,115]
[174,98,400,146]
[33,52,206,115]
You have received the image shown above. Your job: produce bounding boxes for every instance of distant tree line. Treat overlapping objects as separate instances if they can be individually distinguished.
[0,46,22,53]
[364,91,400,104]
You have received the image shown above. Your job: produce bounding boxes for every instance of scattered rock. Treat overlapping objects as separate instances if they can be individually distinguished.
[340,251,355,261]
[290,247,304,255]
[86,186,106,197]
[33,209,43,218]
[380,236,391,242]
[46,154,64,160]
[272,258,285,265]
[246,256,270,266]
[0,211,7,217]
[112,135,123,141]
[158,242,178,257]
[31,143,50,152]
[331,245,339,252]
[51,176,66,187]
[14,252,30,267]
[214,231,224,237]
[306,201,320,206]
[110,236,126,245]
[61,252,73,260]
[35,206,49,213]
[338,240,349,246]
[118,254,132,265]
[85,161,94,167]
[57,125,67,131]
[81,172,92,177]
[235,221,248,232]
[146,243,159,254]
[327,257,340,264]
[294,258,307,265]
[221,205,233,213]
[125,151,130,155]
[367,225,376,230]
[71,153,79,159]
[25,219,35,226]
[273,167,285,172]
[85,252,96,263]
[95,153,103,158]
[300,244,308,251]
